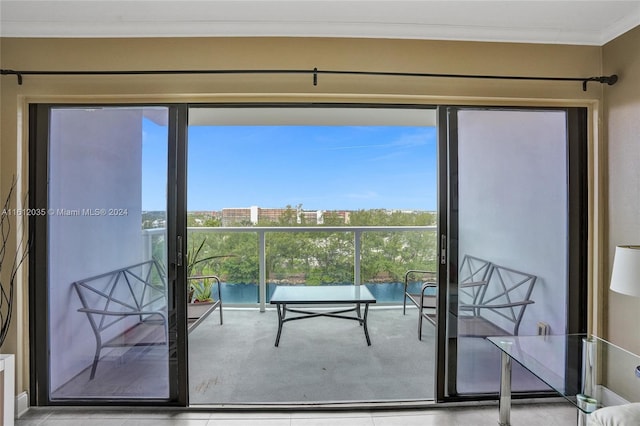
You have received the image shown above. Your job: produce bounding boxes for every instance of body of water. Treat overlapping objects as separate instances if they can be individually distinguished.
[218,282,437,304]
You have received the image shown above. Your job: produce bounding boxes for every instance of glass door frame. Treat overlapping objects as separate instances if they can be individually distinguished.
[28,103,190,406]
[436,106,589,402]
[183,102,441,405]
[27,101,588,407]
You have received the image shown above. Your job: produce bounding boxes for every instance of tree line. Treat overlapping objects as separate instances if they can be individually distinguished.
[180,206,437,285]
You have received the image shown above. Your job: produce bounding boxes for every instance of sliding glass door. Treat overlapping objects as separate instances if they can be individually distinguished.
[30,105,184,403]
[29,103,587,406]
[441,107,587,398]
[185,106,439,404]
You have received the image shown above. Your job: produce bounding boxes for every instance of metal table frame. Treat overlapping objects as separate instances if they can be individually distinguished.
[269,285,377,347]
[488,334,640,426]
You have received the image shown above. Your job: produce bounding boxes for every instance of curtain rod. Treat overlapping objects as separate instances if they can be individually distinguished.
[0,67,618,91]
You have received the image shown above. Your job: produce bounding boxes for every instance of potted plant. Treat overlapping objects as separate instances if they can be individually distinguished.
[190,279,216,303]
[186,239,235,322]
[187,275,222,323]
[186,239,234,299]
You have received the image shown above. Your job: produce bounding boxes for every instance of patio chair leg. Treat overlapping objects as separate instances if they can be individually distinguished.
[89,346,101,380]
[219,304,223,325]
[418,310,423,341]
[403,296,407,315]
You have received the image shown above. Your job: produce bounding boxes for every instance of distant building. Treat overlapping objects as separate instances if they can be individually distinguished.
[323,210,350,224]
[221,207,253,226]
[299,209,320,224]
[257,207,283,223]
[221,206,350,226]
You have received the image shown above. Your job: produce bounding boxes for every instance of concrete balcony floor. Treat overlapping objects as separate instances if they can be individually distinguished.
[189,307,435,404]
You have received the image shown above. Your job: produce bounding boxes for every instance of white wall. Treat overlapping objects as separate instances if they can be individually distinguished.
[458,109,568,337]
[48,109,144,390]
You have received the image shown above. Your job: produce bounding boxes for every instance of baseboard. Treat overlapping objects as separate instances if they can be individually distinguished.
[595,384,629,406]
[15,392,28,418]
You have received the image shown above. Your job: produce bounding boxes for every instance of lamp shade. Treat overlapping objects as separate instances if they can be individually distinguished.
[610,245,640,297]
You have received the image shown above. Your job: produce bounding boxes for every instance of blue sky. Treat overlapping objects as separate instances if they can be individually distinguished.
[143,120,437,211]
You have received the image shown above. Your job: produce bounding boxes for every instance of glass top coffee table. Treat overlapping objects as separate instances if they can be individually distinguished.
[269,285,376,347]
[488,334,640,426]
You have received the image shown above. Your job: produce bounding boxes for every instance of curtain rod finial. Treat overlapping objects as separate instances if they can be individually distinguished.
[606,74,618,86]
[582,74,618,91]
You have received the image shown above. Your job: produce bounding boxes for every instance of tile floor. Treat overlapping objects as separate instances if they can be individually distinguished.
[16,402,578,425]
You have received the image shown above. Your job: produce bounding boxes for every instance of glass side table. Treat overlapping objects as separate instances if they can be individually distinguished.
[487,334,640,426]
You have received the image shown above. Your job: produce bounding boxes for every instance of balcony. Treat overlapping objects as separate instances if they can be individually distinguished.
[54,225,539,404]
[166,225,439,403]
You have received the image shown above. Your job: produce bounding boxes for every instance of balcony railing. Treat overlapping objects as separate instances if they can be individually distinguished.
[143,225,437,311]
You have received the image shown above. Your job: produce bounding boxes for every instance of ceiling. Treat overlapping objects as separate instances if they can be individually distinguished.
[1,1,639,46]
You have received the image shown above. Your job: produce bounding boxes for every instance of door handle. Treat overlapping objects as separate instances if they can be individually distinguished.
[176,235,183,267]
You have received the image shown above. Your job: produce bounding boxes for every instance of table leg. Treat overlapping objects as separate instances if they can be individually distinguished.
[362,303,371,346]
[275,303,284,347]
[499,350,512,426]
[577,411,587,426]
[576,394,598,426]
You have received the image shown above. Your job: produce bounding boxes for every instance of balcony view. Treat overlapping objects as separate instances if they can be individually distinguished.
[144,206,438,305]
[147,113,440,307]
[46,106,565,406]
[182,117,440,404]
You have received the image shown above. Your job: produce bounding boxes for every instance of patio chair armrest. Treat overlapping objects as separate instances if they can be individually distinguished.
[405,269,433,278]
[78,308,168,319]
[460,300,534,310]
[404,269,436,290]
[421,282,437,296]
[459,280,488,289]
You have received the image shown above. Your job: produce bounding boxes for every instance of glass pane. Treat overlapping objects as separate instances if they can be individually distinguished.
[48,107,171,399]
[455,109,568,394]
[187,229,259,304]
[267,231,355,286]
[187,107,438,404]
[362,229,437,303]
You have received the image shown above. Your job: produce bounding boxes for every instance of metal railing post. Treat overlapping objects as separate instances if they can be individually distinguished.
[259,230,266,312]
[142,229,152,262]
[354,230,362,286]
